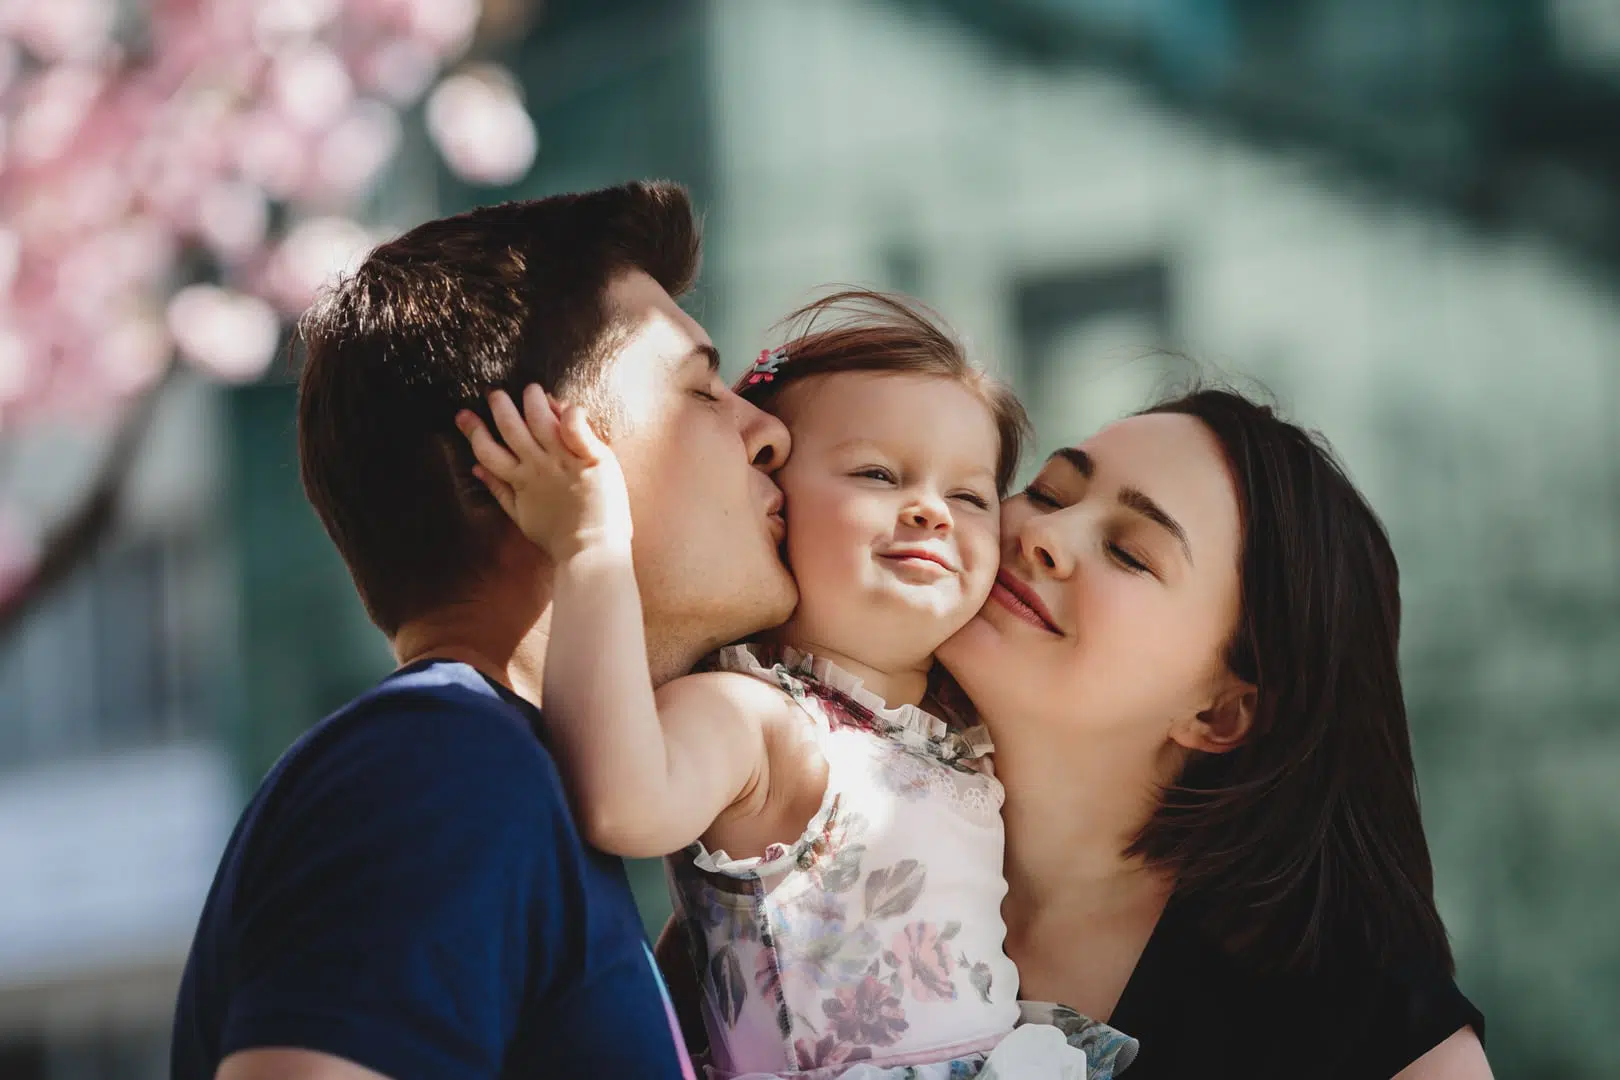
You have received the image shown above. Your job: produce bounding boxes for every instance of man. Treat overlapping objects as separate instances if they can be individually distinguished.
[171,182,796,1079]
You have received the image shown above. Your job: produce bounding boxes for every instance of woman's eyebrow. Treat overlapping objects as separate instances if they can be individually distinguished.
[1119,487,1193,565]
[1048,447,1094,478]
[1048,447,1192,564]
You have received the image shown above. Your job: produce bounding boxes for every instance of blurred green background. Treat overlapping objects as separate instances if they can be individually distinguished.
[2,1,1617,1076]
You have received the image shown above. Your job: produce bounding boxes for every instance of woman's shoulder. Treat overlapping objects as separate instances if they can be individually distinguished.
[1113,903,1483,1079]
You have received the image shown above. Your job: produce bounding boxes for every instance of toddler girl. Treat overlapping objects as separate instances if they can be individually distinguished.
[461,291,1136,1079]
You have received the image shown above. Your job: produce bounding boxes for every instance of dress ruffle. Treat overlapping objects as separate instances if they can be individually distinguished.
[716,644,995,766]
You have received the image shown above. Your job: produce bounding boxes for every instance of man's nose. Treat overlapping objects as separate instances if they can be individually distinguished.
[740,397,790,471]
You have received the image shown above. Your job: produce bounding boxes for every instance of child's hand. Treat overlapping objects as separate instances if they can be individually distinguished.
[456,385,632,563]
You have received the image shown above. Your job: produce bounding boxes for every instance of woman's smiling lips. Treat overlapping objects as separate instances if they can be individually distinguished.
[990,569,1062,634]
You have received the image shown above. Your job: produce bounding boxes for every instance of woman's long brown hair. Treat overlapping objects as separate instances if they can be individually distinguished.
[1131,388,1453,977]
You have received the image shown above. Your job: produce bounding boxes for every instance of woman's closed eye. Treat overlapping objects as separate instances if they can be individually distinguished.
[1107,541,1153,575]
[1022,483,1063,510]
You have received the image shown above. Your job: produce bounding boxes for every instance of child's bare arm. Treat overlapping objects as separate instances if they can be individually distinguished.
[457,388,781,856]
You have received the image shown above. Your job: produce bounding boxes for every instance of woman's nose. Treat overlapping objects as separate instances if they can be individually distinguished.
[1018,517,1073,577]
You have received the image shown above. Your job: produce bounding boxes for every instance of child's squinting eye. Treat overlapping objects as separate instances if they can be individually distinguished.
[853,467,896,483]
[951,492,992,510]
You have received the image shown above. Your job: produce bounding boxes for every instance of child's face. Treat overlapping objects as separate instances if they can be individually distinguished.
[770,371,1002,671]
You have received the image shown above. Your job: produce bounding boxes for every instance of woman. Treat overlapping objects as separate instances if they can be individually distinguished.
[933,388,1489,1078]
[663,385,1488,1077]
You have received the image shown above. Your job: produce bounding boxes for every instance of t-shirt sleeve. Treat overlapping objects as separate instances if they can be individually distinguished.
[1361,963,1485,1077]
[219,695,579,1080]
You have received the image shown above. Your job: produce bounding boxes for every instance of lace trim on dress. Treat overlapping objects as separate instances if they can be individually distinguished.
[717,644,996,767]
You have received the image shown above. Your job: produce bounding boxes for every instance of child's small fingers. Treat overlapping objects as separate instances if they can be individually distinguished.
[456,410,519,478]
[489,390,542,461]
[557,404,608,462]
[521,384,567,459]
[471,464,517,516]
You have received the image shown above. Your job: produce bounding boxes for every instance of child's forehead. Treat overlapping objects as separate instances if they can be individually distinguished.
[786,378,1001,473]
[782,369,988,421]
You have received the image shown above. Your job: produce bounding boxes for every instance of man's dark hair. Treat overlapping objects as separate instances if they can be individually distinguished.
[296,182,701,635]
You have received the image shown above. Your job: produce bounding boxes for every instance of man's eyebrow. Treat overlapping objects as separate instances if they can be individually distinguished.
[686,344,720,373]
[1119,486,1193,565]
[1049,447,1095,478]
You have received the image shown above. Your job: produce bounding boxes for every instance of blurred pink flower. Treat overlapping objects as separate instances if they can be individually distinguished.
[196,182,272,260]
[0,0,539,427]
[166,285,280,382]
[362,38,441,103]
[407,0,481,54]
[13,65,106,167]
[263,216,374,312]
[316,99,402,198]
[271,43,355,132]
[0,329,28,403]
[253,0,343,49]
[425,66,536,186]
[92,312,171,396]
[8,0,118,64]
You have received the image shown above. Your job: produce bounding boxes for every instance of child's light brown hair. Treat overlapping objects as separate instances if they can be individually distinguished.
[735,289,1031,496]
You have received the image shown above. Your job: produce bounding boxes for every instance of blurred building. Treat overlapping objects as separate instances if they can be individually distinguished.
[0,377,237,1075]
[1,0,1616,1075]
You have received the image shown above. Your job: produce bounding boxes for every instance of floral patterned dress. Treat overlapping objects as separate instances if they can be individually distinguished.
[666,646,1138,1080]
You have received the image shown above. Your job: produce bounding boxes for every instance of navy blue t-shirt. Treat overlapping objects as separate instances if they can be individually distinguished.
[171,659,692,1080]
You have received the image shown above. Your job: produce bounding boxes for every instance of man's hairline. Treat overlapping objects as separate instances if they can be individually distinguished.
[589,270,712,441]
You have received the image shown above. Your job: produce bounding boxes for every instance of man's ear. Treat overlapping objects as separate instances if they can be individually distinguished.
[1171,678,1257,755]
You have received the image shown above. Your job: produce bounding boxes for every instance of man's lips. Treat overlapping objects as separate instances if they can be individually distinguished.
[763,489,786,540]
[990,569,1061,634]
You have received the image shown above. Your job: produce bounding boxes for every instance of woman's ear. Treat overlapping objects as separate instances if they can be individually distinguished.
[1171,678,1257,755]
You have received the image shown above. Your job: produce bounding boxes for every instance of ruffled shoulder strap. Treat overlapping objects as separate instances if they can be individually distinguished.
[715,643,994,765]
[712,643,828,724]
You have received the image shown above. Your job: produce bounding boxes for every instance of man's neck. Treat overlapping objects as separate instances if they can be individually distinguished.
[392,601,551,709]
[643,621,710,688]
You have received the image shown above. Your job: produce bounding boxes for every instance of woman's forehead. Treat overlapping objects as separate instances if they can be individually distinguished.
[1062,414,1243,550]
[1068,413,1220,476]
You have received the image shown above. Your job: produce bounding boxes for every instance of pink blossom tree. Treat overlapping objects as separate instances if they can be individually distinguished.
[0,0,539,634]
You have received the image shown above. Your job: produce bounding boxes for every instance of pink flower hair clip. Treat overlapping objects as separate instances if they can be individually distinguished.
[745,347,789,385]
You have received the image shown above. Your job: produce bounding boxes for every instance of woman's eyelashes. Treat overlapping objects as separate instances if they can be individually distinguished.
[1107,542,1153,575]
[1022,483,1063,509]
[1022,481,1156,576]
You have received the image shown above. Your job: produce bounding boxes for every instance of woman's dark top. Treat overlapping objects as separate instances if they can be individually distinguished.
[1108,898,1484,1079]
